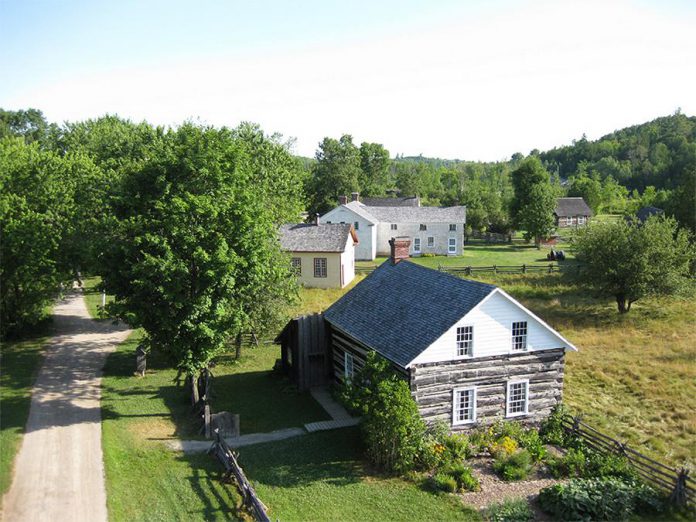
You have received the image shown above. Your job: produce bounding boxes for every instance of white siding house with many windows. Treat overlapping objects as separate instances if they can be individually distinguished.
[279,223,357,289]
[321,194,465,260]
[320,238,577,430]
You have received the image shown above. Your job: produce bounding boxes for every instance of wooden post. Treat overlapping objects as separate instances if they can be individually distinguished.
[670,468,689,507]
[466,266,471,276]
[235,332,242,360]
[522,264,526,274]
[493,264,497,274]
[548,263,553,273]
[204,404,211,439]
[135,346,147,377]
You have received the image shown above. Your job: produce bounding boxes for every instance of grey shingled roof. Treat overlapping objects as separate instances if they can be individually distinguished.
[342,201,379,224]
[324,261,496,368]
[555,197,593,217]
[360,196,420,207]
[636,206,664,223]
[279,223,352,253]
[364,205,466,223]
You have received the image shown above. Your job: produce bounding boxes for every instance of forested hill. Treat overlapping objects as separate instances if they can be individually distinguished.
[538,113,696,192]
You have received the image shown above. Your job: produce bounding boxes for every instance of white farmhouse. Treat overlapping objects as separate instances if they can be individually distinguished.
[279,223,358,289]
[321,193,466,260]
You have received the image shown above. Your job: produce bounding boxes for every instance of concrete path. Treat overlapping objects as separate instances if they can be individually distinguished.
[2,290,131,522]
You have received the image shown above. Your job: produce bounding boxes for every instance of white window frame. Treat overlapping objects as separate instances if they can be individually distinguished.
[448,237,457,254]
[427,236,434,248]
[413,237,421,253]
[453,387,477,425]
[449,224,457,231]
[354,221,359,230]
[456,325,473,357]
[506,380,529,417]
[419,224,427,231]
[390,223,398,230]
[313,257,327,278]
[578,215,586,225]
[511,321,527,351]
[344,351,354,380]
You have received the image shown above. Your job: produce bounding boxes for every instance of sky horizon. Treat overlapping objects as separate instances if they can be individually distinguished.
[2,0,695,161]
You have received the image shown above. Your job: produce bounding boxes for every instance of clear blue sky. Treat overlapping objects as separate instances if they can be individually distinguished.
[2,0,695,159]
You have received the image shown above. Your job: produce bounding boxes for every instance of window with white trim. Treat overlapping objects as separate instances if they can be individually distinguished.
[506,380,528,417]
[448,237,457,254]
[449,224,457,231]
[391,223,397,230]
[291,257,301,275]
[427,236,434,247]
[419,224,427,231]
[578,216,586,225]
[354,221,359,230]
[512,321,527,351]
[453,388,476,425]
[344,352,354,380]
[313,257,327,278]
[413,237,421,253]
[456,326,473,356]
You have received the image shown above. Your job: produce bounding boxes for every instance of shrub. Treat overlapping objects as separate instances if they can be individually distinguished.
[441,432,472,463]
[539,403,572,446]
[546,446,637,481]
[445,462,480,492]
[490,436,519,459]
[493,449,533,481]
[546,447,586,478]
[484,498,533,522]
[342,352,427,473]
[430,472,458,493]
[538,477,663,521]
[517,428,547,463]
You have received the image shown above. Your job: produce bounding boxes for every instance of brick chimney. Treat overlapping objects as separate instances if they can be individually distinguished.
[389,237,411,265]
[338,195,348,205]
[351,192,360,202]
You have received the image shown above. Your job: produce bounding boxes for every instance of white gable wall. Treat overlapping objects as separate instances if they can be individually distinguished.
[409,290,573,366]
[375,222,462,256]
[340,234,356,287]
[321,206,376,260]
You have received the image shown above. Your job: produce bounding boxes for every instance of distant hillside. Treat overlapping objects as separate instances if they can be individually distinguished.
[538,113,696,191]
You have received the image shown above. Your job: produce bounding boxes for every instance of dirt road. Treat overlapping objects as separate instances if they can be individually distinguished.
[2,290,131,522]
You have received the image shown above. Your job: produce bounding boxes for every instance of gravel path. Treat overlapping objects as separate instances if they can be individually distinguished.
[460,457,563,518]
[2,290,131,522]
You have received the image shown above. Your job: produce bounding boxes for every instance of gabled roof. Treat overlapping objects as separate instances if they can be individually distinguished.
[360,196,420,207]
[341,201,379,224]
[324,261,496,368]
[636,206,664,223]
[365,205,466,223]
[279,223,356,253]
[555,197,593,217]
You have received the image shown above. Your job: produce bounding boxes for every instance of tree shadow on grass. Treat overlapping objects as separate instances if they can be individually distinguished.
[239,427,364,489]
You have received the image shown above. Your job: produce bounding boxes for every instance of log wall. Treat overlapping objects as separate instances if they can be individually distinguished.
[410,348,565,429]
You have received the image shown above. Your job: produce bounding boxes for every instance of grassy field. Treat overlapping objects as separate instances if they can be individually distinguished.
[82,276,115,320]
[358,242,573,271]
[0,319,52,507]
[241,428,479,522]
[101,331,480,520]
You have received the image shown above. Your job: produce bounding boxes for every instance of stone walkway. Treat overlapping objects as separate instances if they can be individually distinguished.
[170,386,361,454]
[2,291,131,522]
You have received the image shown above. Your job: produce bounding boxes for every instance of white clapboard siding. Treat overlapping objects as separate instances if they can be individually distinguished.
[409,289,575,366]
[321,206,376,260]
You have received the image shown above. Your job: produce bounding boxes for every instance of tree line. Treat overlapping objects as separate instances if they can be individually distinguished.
[1,110,304,383]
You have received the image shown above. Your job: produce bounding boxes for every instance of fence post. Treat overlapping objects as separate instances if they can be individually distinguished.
[670,468,689,508]
[466,266,471,276]
[571,415,581,439]
[522,264,526,274]
[548,263,553,274]
[493,264,497,274]
[438,263,443,271]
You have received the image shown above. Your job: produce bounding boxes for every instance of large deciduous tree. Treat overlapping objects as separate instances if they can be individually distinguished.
[308,135,361,215]
[359,142,390,197]
[99,123,302,377]
[572,216,693,313]
[510,157,556,246]
[0,138,95,336]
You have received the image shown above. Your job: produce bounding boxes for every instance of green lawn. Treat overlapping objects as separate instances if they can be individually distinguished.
[358,242,573,271]
[0,319,52,507]
[82,276,115,320]
[241,428,480,522]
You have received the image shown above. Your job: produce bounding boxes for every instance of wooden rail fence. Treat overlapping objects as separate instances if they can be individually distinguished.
[356,263,561,275]
[208,429,271,522]
[561,415,694,507]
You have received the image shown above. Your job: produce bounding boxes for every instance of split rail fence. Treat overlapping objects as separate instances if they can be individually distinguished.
[356,263,561,275]
[561,414,693,507]
[208,430,271,522]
